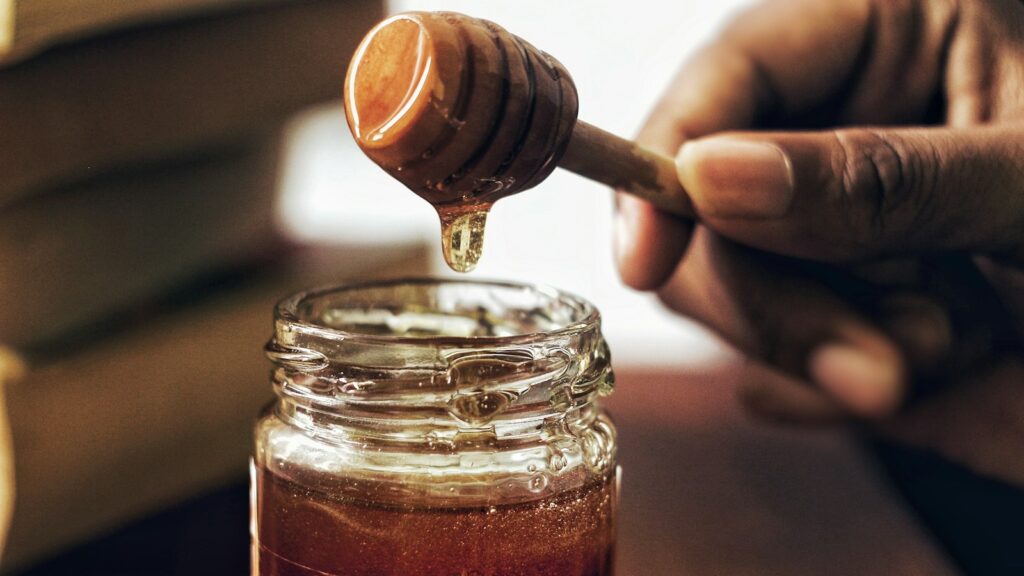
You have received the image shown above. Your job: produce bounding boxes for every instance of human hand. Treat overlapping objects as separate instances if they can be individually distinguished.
[616,0,1024,486]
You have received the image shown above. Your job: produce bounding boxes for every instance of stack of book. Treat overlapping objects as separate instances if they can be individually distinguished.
[0,0,423,569]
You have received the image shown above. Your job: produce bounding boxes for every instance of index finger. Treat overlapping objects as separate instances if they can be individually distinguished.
[619,0,873,289]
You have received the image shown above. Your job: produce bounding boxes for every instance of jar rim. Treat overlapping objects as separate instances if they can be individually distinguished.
[274,277,601,347]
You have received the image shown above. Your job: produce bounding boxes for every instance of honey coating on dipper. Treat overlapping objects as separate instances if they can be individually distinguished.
[344,11,579,273]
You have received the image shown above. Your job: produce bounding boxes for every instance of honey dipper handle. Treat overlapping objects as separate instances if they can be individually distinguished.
[559,121,695,218]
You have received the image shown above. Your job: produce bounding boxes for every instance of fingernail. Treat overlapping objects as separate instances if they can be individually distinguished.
[677,138,795,219]
[809,343,904,418]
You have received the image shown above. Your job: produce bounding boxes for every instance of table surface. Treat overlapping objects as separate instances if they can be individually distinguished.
[18,366,961,575]
[606,366,958,576]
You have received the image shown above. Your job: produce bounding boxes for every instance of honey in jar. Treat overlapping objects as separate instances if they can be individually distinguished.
[252,279,619,575]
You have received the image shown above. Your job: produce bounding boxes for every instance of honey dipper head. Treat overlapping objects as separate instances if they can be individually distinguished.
[344,11,579,208]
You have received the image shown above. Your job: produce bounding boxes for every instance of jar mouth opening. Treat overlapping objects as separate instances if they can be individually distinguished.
[275,277,600,346]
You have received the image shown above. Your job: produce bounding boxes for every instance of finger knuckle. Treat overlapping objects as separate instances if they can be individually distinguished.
[830,130,935,257]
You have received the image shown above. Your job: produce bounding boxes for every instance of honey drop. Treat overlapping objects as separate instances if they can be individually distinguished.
[438,207,488,273]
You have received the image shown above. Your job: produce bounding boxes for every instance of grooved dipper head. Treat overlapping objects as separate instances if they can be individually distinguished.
[344,11,579,208]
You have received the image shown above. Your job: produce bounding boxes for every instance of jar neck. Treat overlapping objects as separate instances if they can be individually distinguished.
[266,331,612,448]
[264,279,614,447]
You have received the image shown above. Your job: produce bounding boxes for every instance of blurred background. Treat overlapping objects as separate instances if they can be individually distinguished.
[0,0,1009,574]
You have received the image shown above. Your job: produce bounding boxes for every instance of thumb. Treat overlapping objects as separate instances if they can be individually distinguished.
[677,126,1024,261]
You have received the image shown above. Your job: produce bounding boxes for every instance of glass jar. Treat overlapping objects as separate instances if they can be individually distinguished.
[252,279,618,576]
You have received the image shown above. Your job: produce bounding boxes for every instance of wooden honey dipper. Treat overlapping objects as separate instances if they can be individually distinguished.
[344,11,694,271]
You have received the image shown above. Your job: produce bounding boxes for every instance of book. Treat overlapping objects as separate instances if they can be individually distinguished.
[0,135,283,349]
[0,347,23,557]
[2,243,428,569]
[1,0,271,65]
[0,0,381,208]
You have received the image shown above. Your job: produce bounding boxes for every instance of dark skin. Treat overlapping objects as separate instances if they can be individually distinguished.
[615,0,1024,487]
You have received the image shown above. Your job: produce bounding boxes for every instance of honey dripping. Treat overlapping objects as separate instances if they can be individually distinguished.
[437,205,489,273]
[344,12,582,274]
